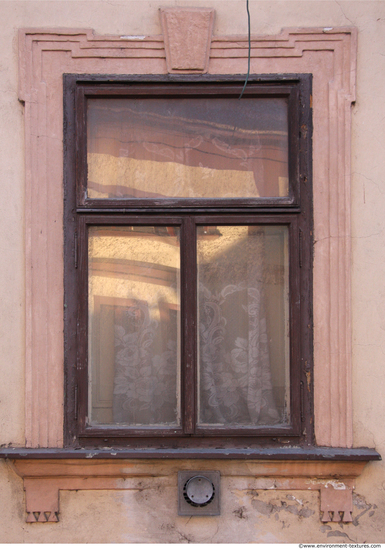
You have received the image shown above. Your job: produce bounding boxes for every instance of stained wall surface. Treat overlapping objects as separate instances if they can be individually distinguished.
[0,0,384,543]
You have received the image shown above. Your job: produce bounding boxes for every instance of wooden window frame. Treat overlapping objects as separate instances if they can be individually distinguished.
[63,74,313,450]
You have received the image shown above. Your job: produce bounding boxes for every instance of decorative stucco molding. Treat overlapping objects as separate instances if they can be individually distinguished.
[19,20,357,448]
[320,486,353,523]
[160,7,215,73]
[11,458,364,523]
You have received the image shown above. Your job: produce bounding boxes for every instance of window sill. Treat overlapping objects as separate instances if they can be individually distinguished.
[0,446,380,460]
[1,447,380,523]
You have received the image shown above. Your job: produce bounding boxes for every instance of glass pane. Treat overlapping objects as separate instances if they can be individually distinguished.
[87,98,289,199]
[197,225,290,427]
[88,226,181,427]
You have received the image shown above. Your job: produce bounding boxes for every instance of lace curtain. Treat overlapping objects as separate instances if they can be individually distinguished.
[112,302,179,425]
[109,227,281,427]
[197,227,280,426]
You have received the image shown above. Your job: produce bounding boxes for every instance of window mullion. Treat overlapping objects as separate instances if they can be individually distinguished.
[181,216,197,434]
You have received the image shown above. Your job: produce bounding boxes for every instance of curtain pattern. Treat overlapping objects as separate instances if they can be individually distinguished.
[110,228,281,427]
[198,283,280,426]
[198,228,280,426]
[112,302,179,425]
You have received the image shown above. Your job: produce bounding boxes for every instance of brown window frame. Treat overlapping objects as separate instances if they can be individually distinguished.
[63,75,313,451]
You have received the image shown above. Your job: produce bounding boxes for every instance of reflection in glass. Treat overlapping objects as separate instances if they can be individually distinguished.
[88,226,181,427]
[197,225,290,427]
[87,98,289,199]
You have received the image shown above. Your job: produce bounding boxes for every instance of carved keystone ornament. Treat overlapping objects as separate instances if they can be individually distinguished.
[160,7,215,73]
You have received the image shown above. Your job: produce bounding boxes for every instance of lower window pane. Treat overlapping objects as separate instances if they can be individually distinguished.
[197,225,290,427]
[88,226,181,427]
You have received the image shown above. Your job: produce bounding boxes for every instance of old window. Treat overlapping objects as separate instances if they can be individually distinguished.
[64,76,312,450]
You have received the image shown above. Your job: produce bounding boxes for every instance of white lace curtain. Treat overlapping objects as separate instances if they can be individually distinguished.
[110,228,280,427]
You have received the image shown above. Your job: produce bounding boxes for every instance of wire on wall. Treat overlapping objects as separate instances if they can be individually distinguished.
[239,0,251,100]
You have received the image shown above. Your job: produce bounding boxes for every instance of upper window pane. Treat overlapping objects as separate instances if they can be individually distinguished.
[87,98,289,199]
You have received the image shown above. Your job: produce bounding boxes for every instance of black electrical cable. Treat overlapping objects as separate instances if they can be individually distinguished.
[239,0,251,100]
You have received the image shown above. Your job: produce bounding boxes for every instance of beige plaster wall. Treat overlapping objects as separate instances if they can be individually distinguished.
[0,0,384,543]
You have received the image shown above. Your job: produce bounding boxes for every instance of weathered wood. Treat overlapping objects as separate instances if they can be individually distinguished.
[63,76,314,449]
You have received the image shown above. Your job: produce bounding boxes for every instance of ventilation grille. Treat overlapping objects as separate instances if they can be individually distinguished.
[178,471,220,516]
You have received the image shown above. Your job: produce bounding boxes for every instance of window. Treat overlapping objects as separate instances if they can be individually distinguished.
[64,76,313,450]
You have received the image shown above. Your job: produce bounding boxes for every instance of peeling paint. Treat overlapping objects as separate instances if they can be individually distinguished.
[233,506,247,519]
[305,371,311,392]
[251,496,315,520]
[120,35,146,40]
[352,493,374,527]
[325,481,347,490]
[286,494,304,505]
[327,530,350,540]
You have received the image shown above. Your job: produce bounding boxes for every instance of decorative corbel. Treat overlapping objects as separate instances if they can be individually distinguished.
[24,478,59,523]
[320,486,353,523]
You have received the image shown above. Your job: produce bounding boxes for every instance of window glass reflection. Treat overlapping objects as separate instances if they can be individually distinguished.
[88,226,181,427]
[87,98,289,199]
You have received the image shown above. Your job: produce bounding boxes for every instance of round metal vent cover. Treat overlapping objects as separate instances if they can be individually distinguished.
[183,475,215,507]
[178,470,220,516]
